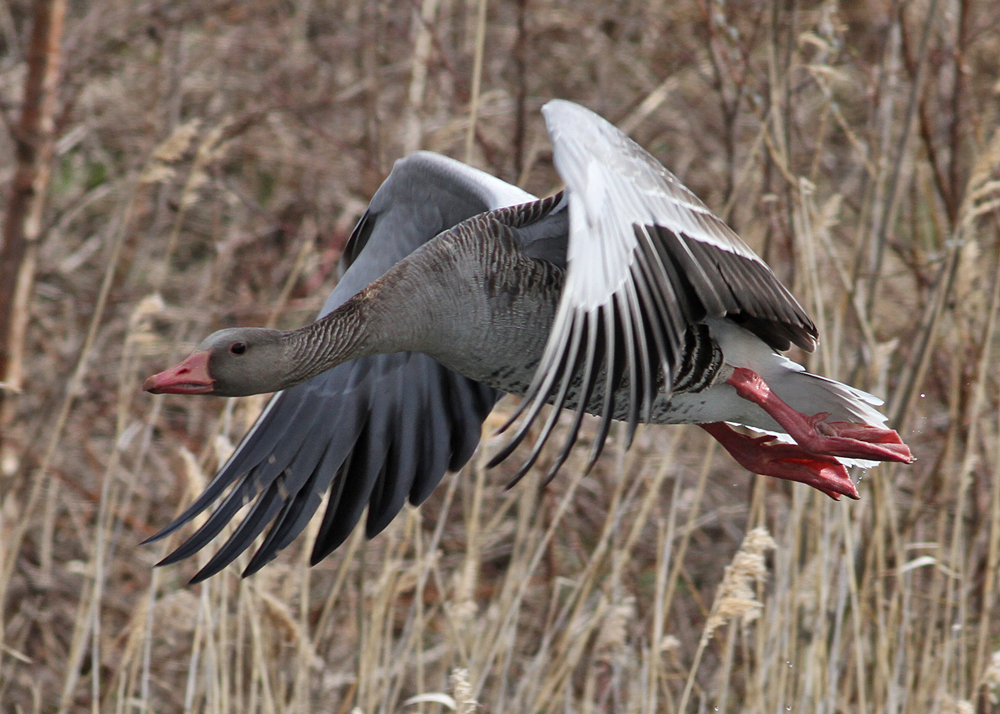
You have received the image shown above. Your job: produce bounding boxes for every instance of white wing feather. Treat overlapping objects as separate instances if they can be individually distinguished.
[543,99,764,310]
[499,100,818,482]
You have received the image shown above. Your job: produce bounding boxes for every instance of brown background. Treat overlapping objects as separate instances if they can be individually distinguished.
[1,0,999,711]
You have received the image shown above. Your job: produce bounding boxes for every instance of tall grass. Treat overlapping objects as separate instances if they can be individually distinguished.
[1,0,999,711]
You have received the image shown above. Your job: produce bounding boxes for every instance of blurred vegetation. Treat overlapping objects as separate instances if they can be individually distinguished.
[1,0,1000,711]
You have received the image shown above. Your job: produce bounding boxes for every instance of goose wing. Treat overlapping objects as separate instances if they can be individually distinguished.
[149,153,535,581]
[493,100,818,482]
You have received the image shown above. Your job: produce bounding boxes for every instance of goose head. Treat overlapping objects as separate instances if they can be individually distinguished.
[144,327,291,397]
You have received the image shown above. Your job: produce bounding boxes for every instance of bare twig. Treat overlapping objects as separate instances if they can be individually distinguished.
[0,0,68,448]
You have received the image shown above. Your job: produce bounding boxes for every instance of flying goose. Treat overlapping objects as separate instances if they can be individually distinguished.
[145,100,913,582]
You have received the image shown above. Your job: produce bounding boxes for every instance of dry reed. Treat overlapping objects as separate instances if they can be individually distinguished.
[1,0,999,712]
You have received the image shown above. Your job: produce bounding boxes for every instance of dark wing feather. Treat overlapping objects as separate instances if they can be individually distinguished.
[149,153,535,578]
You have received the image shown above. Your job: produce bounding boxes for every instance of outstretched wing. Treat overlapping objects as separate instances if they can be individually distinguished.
[149,153,536,582]
[493,100,818,482]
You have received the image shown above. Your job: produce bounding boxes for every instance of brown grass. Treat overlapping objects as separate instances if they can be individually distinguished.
[2,0,1000,711]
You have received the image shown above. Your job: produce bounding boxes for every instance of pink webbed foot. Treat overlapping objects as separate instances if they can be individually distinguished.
[700,423,859,500]
[726,367,914,464]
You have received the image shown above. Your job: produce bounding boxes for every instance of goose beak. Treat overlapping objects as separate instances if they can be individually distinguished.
[144,351,215,395]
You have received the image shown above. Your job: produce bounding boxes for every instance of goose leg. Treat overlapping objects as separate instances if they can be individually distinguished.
[726,367,914,464]
[700,422,859,500]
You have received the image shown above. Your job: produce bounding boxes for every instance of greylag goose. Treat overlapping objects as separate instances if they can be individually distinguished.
[145,100,912,582]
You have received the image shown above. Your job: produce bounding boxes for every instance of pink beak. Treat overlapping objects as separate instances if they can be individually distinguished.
[144,350,215,395]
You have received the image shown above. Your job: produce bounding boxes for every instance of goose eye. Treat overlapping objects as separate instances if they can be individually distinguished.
[229,342,247,355]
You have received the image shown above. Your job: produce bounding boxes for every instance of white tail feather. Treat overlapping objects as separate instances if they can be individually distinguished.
[707,318,889,469]
[767,370,887,428]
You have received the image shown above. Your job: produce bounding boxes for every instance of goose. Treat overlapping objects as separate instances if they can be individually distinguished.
[144,100,913,582]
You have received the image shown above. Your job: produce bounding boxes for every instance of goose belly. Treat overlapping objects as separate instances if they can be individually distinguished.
[468,353,754,427]
[436,317,753,429]
[435,315,786,431]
